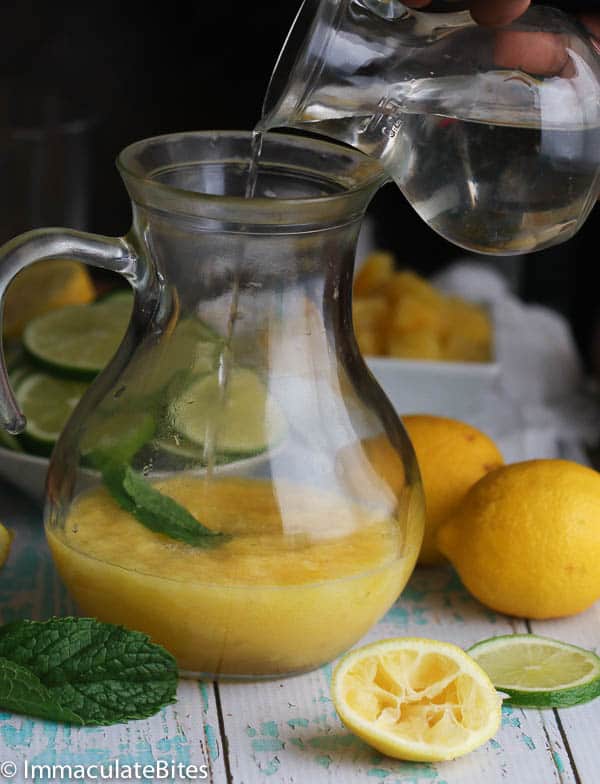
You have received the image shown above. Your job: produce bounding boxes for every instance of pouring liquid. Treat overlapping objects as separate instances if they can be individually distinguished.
[202,129,265,478]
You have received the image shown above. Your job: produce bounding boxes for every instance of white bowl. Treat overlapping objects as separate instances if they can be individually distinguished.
[366,297,501,424]
[0,449,49,504]
[367,354,501,423]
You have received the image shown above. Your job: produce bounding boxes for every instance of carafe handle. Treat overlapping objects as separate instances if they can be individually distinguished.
[0,228,147,433]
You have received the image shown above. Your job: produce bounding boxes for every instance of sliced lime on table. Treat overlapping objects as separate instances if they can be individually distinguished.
[23,294,133,378]
[15,373,89,453]
[171,368,286,455]
[469,634,600,708]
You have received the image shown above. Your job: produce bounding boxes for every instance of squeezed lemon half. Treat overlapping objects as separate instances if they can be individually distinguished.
[332,637,502,762]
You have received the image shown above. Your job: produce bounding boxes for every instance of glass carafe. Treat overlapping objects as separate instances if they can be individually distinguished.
[262,0,600,255]
[0,131,424,678]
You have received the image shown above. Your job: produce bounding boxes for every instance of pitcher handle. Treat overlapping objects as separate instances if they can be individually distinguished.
[0,228,145,434]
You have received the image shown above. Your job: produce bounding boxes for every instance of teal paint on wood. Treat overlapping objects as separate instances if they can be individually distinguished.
[204,723,219,760]
[251,738,284,752]
[552,751,565,772]
[198,682,210,714]
[287,718,309,729]
[521,733,536,750]
[501,706,521,728]
[316,754,333,768]
[0,718,35,748]
[258,755,281,775]
[260,721,279,737]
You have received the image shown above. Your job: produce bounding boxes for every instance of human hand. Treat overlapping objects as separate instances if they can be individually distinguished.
[404,1,600,75]
[403,0,531,26]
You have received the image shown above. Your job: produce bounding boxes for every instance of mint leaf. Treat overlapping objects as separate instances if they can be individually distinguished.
[0,618,178,725]
[0,657,82,723]
[103,463,227,548]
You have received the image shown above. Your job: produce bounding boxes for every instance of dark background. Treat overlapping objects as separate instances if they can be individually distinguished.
[1,0,598,372]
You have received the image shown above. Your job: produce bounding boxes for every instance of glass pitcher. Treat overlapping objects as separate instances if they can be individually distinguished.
[0,131,424,678]
[261,0,600,255]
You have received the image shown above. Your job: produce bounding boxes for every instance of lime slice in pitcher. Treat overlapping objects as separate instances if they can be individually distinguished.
[81,410,156,467]
[16,372,89,451]
[0,429,24,453]
[171,368,286,455]
[23,294,133,378]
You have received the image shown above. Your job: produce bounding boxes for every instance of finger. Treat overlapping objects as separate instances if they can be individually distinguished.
[494,30,569,75]
[470,0,531,26]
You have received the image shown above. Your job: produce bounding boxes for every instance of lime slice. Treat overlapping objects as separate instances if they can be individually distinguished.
[23,295,133,378]
[332,637,501,762]
[469,634,600,708]
[3,259,95,339]
[81,411,156,467]
[0,428,23,453]
[9,361,36,392]
[16,372,89,448]
[96,288,133,304]
[113,318,221,404]
[147,319,221,386]
[156,436,255,467]
[171,368,286,455]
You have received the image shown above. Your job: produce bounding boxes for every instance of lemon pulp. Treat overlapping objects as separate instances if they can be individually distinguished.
[332,638,502,762]
[47,477,421,676]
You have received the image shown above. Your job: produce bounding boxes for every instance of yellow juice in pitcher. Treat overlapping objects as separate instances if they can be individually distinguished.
[47,476,421,676]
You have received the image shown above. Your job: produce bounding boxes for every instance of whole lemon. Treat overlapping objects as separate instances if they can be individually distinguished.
[4,261,95,339]
[402,415,503,565]
[437,460,600,619]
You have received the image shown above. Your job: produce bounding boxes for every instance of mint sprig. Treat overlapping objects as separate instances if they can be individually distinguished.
[0,618,178,725]
[83,401,227,547]
[0,657,82,723]
[102,464,228,548]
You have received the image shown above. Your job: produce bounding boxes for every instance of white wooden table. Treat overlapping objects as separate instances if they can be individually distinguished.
[0,465,597,784]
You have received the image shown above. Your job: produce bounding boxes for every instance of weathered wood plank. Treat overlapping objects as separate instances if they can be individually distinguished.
[218,567,580,783]
[531,604,600,784]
